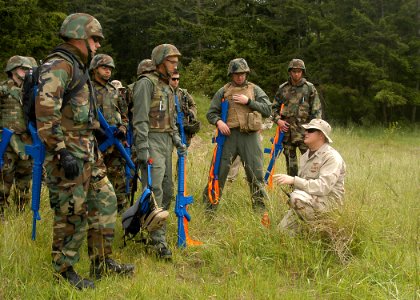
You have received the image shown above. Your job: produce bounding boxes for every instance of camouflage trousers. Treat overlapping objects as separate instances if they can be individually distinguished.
[0,146,32,211]
[45,153,117,273]
[103,148,127,209]
[283,142,308,177]
[279,189,339,234]
[140,132,174,248]
[203,129,268,212]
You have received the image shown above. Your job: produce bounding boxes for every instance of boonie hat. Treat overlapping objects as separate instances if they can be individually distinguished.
[302,119,333,143]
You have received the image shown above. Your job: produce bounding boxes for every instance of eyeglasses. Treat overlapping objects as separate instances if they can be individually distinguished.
[305,128,319,133]
[166,59,179,65]
[171,78,180,81]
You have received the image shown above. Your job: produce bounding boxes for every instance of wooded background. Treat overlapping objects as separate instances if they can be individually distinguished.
[1,0,419,124]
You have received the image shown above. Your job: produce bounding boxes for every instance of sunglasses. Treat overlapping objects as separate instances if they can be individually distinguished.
[171,78,180,81]
[92,36,102,43]
[306,128,319,133]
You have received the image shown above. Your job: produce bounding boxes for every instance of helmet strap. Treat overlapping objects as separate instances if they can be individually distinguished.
[84,39,93,67]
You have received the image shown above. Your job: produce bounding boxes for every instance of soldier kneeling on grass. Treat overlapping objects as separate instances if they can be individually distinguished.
[273,119,346,234]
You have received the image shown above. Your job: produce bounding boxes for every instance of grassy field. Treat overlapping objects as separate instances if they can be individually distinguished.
[1,95,419,299]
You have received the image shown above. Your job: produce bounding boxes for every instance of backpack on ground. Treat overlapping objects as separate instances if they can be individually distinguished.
[121,161,169,243]
[22,47,89,129]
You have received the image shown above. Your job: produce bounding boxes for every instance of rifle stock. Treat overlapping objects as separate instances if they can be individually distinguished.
[207,98,229,204]
[264,103,285,188]
[174,94,201,248]
[0,127,14,169]
[25,122,45,240]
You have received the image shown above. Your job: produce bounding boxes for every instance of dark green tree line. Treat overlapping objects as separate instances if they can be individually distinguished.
[1,0,418,124]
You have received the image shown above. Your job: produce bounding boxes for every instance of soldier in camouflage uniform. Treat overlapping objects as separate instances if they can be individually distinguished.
[132,44,186,259]
[273,119,346,234]
[0,56,33,217]
[272,59,322,177]
[35,13,133,290]
[90,54,129,212]
[111,79,127,105]
[203,58,272,213]
[169,70,200,145]
[127,59,156,108]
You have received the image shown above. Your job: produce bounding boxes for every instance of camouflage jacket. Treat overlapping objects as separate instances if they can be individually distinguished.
[272,78,322,126]
[132,71,181,153]
[92,80,128,129]
[207,81,272,125]
[0,79,31,159]
[36,43,99,162]
[175,88,197,120]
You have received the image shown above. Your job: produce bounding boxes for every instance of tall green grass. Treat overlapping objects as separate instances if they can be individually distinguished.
[0,94,418,299]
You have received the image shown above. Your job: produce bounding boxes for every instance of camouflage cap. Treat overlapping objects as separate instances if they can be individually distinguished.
[288,59,306,72]
[4,55,32,73]
[25,56,38,68]
[151,44,181,66]
[137,59,155,76]
[59,13,104,40]
[111,80,124,89]
[302,119,333,143]
[89,54,115,71]
[227,58,250,75]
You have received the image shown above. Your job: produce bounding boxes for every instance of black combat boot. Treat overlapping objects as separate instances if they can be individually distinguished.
[59,266,95,290]
[90,257,135,280]
[157,245,172,260]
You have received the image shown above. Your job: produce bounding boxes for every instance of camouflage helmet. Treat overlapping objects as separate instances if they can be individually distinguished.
[89,54,115,71]
[111,80,124,89]
[59,13,104,40]
[287,59,306,72]
[4,55,32,73]
[151,44,181,66]
[137,59,155,76]
[227,58,250,76]
[25,56,38,68]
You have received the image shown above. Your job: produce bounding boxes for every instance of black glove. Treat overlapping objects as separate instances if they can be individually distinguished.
[177,144,188,156]
[59,149,79,180]
[94,128,108,145]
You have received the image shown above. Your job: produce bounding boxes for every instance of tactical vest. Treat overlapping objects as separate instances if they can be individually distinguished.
[0,79,26,133]
[224,82,262,132]
[140,73,176,132]
[92,81,122,126]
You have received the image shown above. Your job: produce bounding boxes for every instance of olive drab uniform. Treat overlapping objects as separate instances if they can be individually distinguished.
[203,81,272,211]
[92,79,129,209]
[0,79,32,212]
[272,78,322,176]
[36,43,118,273]
[132,71,179,250]
[175,87,199,145]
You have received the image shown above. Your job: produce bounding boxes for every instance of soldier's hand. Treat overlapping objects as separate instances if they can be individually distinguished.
[177,143,188,156]
[114,125,126,140]
[58,149,80,180]
[232,94,249,105]
[277,119,289,132]
[94,128,108,145]
[273,173,295,185]
[137,148,149,168]
[216,120,230,135]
